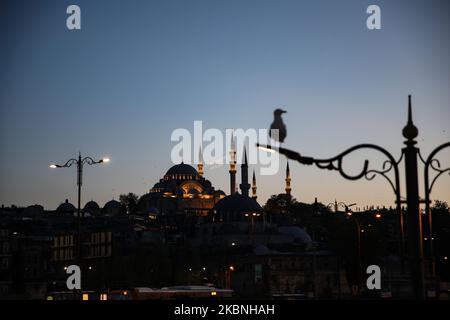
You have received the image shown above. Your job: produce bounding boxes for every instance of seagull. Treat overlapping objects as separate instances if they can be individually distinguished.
[269,108,287,143]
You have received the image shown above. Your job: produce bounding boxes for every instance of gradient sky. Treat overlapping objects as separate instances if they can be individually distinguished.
[1,0,449,210]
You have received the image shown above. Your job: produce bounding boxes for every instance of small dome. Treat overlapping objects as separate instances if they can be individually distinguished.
[151,182,165,191]
[214,193,262,214]
[24,205,44,215]
[165,163,198,177]
[83,200,100,213]
[277,226,312,243]
[56,199,76,213]
[103,199,122,215]
[214,190,226,196]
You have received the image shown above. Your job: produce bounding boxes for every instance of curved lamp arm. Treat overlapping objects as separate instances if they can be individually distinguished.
[82,156,104,166]
[51,158,78,168]
[257,143,401,198]
[257,142,405,263]
[424,142,450,195]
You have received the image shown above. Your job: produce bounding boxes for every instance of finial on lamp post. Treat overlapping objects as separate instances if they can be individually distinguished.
[402,95,418,144]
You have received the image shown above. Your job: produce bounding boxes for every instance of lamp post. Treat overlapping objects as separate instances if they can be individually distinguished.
[345,210,362,295]
[226,265,235,289]
[50,153,109,289]
[401,101,426,300]
[257,95,450,299]
[346,210,382,296]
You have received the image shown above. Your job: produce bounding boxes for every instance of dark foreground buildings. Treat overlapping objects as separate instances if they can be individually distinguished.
[1,147,449,299]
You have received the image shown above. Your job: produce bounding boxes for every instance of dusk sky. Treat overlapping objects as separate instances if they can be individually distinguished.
[1,0,449,210]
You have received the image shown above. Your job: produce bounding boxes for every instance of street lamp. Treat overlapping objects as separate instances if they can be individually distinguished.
[345,210,363,295]
[50,153,109,268]
[347,209,383,295]
[224,265,235,289]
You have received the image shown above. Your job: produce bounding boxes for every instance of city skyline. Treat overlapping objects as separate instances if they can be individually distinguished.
[1,0,449,209]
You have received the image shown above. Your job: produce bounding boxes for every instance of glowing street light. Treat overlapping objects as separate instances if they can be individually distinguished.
[49,152,109,295]
[257,144,276,154]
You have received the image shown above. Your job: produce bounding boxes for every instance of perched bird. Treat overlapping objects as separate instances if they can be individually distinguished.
[269,108,287,143]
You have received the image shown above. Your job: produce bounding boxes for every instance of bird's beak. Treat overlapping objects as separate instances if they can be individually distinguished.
[281,110,287,113]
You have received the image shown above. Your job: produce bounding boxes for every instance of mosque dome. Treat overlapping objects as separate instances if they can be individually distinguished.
[56,199,76,213]
[83,200,100,213]
[24,204,44,216]
[151,182,165,192]
[214,190,226,197]
[214,193,262,215]
[277,226,312,244]
[164,163,199,179]
[103,199,122,215]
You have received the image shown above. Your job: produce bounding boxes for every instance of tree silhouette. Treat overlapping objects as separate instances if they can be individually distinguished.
[119,193,139,215]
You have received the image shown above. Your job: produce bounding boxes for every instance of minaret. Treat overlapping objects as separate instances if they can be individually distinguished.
[285,161,291,196]
[229,134,237,195]
[239,147,250,197]
[197,146,204,177]
[252,170,257,200]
